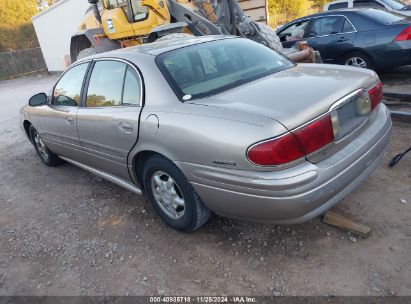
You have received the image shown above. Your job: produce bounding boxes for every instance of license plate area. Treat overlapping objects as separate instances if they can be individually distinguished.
[334,96,370,141]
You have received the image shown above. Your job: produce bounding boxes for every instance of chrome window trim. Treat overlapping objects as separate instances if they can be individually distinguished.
[85,57,144,108]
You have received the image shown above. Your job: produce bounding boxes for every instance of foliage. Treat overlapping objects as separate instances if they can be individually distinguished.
[0,0,56,51]
[311,0,329,9]
[268,0,319,26]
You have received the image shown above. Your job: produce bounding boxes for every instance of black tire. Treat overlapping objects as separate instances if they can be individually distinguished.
[29,126,63,167]
[76,47,96,60]
[342,51,375,70]
[143,154,211,232]
[254,22,284,52]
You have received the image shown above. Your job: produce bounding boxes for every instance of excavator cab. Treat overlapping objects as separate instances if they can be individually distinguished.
[99,0,171,43]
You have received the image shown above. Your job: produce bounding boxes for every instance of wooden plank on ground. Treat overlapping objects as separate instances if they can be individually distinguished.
[322,211,372,238]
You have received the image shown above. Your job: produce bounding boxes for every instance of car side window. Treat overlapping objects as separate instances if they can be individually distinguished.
[329,2,349,9]
[277,20,310,42]
[86,61,126,107]
[122,66,141,106]
[52,63,88,107]
[308,16,345,37]
[342,18,355,32]
[86,60,141,107]
[353,0,385,7]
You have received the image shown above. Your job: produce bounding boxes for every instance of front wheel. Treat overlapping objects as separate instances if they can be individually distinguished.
[143,155,211,232]
[29,126,63,167]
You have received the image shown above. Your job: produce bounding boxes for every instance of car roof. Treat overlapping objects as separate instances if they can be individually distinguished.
[284,7,387,23]
[297,7,370,19]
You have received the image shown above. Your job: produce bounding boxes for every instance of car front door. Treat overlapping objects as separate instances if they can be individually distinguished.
[76,59,143,182]
[305,16,357,63]
[37,62,89,162]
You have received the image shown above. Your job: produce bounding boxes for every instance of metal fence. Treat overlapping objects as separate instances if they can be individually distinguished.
[0,47,47,79]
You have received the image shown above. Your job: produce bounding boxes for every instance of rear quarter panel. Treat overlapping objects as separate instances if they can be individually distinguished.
[133,101,289,172]
[353,26,411,69]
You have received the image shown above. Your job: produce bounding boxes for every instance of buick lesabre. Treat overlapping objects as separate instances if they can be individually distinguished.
[20,36,392,231]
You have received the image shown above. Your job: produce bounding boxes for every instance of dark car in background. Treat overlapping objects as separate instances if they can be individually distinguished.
[277,8,411,70]
[324,0,411,16]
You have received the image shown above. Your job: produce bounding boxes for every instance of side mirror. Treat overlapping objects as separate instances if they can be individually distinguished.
[29,93,47,107]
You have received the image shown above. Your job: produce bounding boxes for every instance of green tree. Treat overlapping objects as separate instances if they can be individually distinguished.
[311,0,329,11]
[0,0,40,51]
[0,0,37,29]
[268,0,310,25]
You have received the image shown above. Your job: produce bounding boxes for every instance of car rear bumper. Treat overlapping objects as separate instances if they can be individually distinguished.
[177,104,392,224]
[374,41,411,69]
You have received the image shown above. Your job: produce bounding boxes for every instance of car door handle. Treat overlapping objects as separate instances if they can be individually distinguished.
[337,37,348,42]
[65,116,75,124]
[118,122,133,133]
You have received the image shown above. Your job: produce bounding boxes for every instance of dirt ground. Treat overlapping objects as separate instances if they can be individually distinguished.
[0,71,410,296]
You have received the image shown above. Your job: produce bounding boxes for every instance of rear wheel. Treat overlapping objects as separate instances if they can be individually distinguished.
[343,51,374,70]
[143,155,211,232]
[29,126,63,167]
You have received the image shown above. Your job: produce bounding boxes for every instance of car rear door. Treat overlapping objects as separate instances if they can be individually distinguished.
[37,62,90,162]
[76,59,143,182]
[305,15,357,63]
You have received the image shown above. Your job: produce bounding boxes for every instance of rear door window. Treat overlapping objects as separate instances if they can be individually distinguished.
[86,60,142,107]
[122,67,141,106]
[342,18,356,32]
[308,16,346,37]
[86,61,125,107]
[52,63,88,107]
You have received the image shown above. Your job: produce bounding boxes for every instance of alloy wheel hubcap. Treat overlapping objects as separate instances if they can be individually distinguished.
[345,57,367,68]
[151,171,185,220]
[34,133,49,161]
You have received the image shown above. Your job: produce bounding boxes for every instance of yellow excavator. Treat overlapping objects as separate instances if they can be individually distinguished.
[70,0,318,63]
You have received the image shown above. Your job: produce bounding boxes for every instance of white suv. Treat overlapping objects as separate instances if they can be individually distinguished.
[324,0,411,16]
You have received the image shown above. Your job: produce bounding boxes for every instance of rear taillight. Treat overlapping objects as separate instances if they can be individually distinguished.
[394,26,411,41]
[368,81,383,111]
[293,114,334,155]
[247,114,334,166]
[247,133,305,166]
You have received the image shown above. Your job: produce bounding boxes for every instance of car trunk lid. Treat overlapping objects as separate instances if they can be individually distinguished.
[190,64,379,163]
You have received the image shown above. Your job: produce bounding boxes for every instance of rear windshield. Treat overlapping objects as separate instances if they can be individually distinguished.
[156,38,294,101]
[360,8,407,24]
